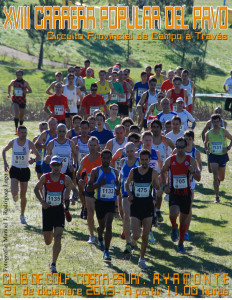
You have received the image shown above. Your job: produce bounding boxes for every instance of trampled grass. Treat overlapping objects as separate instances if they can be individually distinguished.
[0,121,232,298]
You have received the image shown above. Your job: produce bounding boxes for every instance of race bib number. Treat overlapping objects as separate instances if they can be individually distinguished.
[14,87,23,97]
[59,154,69,168]
[211,142,223,154]
[90,106,100,115]
[173,175,188,189]
[111,93,118,101]
[119,93,127,103]
[134,183,150,197]
[138,88,145,97]
[13,152,26,166]
[102,93,109,102]
[228,84,232,91]
[54,105,64,115]
[100,184,115,199]
[68,99,74,107]
[46,191,62,206]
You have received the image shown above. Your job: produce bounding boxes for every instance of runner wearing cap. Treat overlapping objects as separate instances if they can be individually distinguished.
[175,97,196,132]
[34,155,78,273]
[166,76,188,112]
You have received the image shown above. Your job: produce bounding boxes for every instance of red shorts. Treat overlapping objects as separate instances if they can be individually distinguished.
[186,104,193,114]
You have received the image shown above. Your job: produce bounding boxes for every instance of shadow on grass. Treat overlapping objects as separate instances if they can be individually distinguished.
[24,224,42,235]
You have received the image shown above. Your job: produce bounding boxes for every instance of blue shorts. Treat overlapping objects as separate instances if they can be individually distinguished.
[208,153,229,167]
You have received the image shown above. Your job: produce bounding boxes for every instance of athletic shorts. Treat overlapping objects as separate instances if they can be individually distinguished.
[208,153,229,167]
[118,104,129,116]
[12,100,26,109]
[65,113,77,118]
[169,192,191,214]
[10,166,30,182]
[130,198,154,221]
[35,164,42,174]
[42,204,65,231]
[57,119,66,125]
[95,200,115,220]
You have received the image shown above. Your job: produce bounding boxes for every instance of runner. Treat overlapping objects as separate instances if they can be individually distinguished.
[223,70,232,118]
[105,125,127,159]
[83,67,95,95]
[87,149,119,260]
[46,72,63,95]
[137,77,158,130]
[35,117,58,174]
[63,66,84,90]
[132,72,149,110]
[175,97,196,131]
[175,66,184,77]
[76,136,101,232]
[2,125,40,224]
[129,125,141,134]
[119,142,140,253]
[121,117,134,137]
[145,66,154,81]
[87,116,96,132]
[204,114,232,203]
[117,70,132,117]
[161,70,174,93]
[44,82,69,125]
[80,59,95,78]
[166,116,185,144]
[110,71,124,105]
[164,120,172,134]
[96,70,113,105]
[146,91,165,129]
[63,73,82,129]
[33,122,48,179]
[81,83,108,118]
[153,63,167,90]
[181,69,196,114]
[91,112,114,150]
[161,137,200,253]
[8,70,32,134]
[66,115,82,139]
[34,155,78,273]
[166,76,188,111]
[156,98,177,128]
[106,104,121,132]
[125,149,162,269]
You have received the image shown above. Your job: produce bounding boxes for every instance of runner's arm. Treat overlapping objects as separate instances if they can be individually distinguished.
[201,121,210,143]
[196,150,202,172]
[125,169,134,201]
[44,141,53,164]
[35,131,47,150]
[65,175,78,199]
[25,81,32,94]
[204,132,209,154]
[34,175,50,209]
[189,157,201,181]
[8,80,15,98]
[165,137,175,150]
[2,140,14,171]
[46,82,55,95]
[105,139,113,151]
[77,88,83,105]
[28,140,41,163]
[160,157,171,186]
[87,169,106,192]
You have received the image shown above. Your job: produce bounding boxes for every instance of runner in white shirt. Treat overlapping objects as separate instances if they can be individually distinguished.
[175,97,196,131]
[223,70,232,118]
[166,115,185,144]
[156,98,177,129]
[181,69,196,114]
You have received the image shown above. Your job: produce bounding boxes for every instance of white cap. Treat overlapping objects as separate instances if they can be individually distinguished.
[50,156,62,165]
[176,97,184,103]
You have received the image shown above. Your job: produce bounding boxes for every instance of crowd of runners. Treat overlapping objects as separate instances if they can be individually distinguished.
[2,61,232,272]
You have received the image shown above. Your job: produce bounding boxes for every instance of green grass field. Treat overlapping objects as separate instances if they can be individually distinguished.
[0,121,232,298]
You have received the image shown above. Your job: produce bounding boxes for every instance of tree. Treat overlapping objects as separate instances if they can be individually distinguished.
[26,0,69,70]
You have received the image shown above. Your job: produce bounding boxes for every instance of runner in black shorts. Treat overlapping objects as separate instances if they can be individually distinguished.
[126,149,161,269]
[34,155,78,274]
[161,138,200,254]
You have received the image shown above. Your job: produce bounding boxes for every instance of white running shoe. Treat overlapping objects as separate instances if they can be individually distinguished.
[138,258,148,270]
[20,216,27,225]
[88,235,95,244]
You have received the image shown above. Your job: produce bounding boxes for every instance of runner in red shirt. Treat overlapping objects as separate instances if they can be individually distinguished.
[81,83,107,118]
[80,59,95,78]
[161,70,174,93]
[145,66,154,82]
[166,76,188,111]
[161,137,200,254]
[44,82,69,124]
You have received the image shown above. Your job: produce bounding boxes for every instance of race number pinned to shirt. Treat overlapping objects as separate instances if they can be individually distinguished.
[101,93,109,103]
[134,183,150,197]
[54,105,64,115]
[90,106,100,115]
[59,154,69,168]
[173,175,188,189]
[111,93,118,102]
[119,93,127,103]
[14,87,23,97]
[138,88,145,97]
[78,151,88,164]
[13,152,26,166]
[100,184,115,199]
[46,191,62,206]
[211,142,223,154]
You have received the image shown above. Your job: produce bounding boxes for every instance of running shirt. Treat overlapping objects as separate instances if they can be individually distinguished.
[157,111,177,124]
[118,81,129,105]
[81,153,101,183]
[186,147,197,190]
[45,94,68,122]
[132,167,153,200]
[176,109,195,131]
[76,135,90,164]
[224,77,232,94]
[106,117,121,132]
[71,128,78,138]
[63,85,79,114]
[133,81,149,105]
[90,129,114,150]
[81,94,105,115]
[166,130,184,145]
[111,137,128,171]
[137,148,159,171]
[111,81,124,104]
[180,80,192,106]
[208,128,227,155]
[161,79,173,92]
[41,130,57,173]
[11,138,30,168]
[121,158,140,197]
[170,88,185,111]
[43,173,65,206]
[94,167,117,201]
[84,77,96,94]
[97,80,111,103]
[144,90,158,118]
[154,75,165,90]
[12,79,26,105]
[152,136,168,163]
[169,154,191,196]
[51,139,72,173]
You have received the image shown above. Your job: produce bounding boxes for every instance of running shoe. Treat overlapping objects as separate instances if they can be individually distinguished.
[156,211,164,222]
[148,231,155,244]
[83,208,87,220]
[20,216,27,225]
[98,238,104,250]
[138,258,148,270]
[65,210,72,222]
[123,243,132,254]
[88,235,95,244]
[184,232,190,241]
[50,264,57,273]
[120,231,125,240]
[13,195,18,202]
[214,197,220,203]
[103,250,111,260]
[171,227,178,242]
[177,242,186,254]
[164,194,169,201]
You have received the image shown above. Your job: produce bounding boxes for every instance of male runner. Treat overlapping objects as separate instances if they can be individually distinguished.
[223,70,232,117]
[87,150,119,260]
[204,114,232,203]
[106,104,121,132]
[8,70,32,134]
[117,70,132,117]
[110,71,124,105]
[122,117,134,137]
[105,124,127,159]
[145,66,154,81]
[181,69,196,113]
[66,115,82,139]
[132,71,149,108]
[80,59,95,78]
[46,72,63,95]
[166,116,184,144]
[161,70,174,93]
[157,98,177,128]
[153,63,167,90]
[166,76,188,111]
[83,67,95,94]
[97,70,114,105]
[34,155,78,273]
[2,126,40,224]
[175,97,196,131]
[126,149,161,269]
[161,137,200,253]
